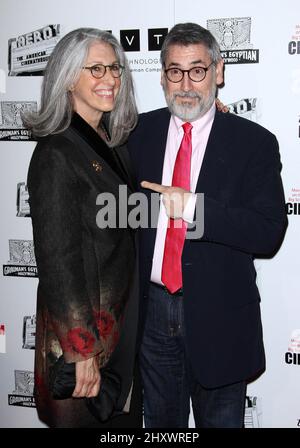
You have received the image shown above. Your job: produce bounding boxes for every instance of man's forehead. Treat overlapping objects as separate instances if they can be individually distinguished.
[165,43,210,62]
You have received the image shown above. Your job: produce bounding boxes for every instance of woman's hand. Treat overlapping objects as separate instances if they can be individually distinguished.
[215,98,229,113]
[72,356,101,398]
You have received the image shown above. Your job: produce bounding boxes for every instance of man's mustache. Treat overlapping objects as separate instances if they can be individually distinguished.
[173,91,201,100]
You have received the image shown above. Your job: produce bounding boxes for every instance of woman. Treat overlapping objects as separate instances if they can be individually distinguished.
[24,28,142,428]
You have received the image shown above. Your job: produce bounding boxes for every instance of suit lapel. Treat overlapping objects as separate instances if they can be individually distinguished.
[195,110,231,194]
[143,108,170,185]
[139,109,171,251]
[142,109,230,194]
[68,113,132,190]
[112,145,136,192]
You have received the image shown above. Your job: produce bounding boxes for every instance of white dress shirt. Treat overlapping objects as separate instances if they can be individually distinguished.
[150,102,216,285]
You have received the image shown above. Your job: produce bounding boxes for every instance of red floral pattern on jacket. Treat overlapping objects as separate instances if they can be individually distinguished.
[94,310,115,340]
[61,327,96,357]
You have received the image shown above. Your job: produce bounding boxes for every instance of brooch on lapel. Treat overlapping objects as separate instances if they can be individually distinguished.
[92,160,103,172]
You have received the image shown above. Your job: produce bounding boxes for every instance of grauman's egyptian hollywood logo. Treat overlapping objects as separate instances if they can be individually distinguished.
[2,240,38,277]
[207,17,259,64]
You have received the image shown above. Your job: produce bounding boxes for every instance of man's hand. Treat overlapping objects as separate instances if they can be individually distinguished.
[72,355,100,398]
[141,181,191,219]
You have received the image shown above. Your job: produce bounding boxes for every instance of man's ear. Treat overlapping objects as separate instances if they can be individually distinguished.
[215,59,224,86]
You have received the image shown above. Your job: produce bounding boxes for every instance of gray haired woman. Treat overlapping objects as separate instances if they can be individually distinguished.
[24,28,142,428]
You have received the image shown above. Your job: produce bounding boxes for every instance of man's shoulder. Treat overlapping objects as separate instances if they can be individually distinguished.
[129,108,170,143]
[216,110,276,140]
[138,107,170,123]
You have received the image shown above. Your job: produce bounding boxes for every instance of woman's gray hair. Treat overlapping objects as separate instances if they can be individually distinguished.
[22,28,138,147]
[160,22,222,67]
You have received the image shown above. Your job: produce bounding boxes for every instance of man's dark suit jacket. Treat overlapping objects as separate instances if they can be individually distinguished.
[128,108,287,389]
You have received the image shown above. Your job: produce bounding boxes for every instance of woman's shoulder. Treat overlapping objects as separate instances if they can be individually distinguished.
[30,131,77,165]
[34,132,74,153]
[28,131,78,181]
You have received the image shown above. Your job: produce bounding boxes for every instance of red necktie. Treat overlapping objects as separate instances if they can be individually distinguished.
[161,122,193,293]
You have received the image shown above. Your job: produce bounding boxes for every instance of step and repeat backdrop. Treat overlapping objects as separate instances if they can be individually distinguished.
[0,0,299,428]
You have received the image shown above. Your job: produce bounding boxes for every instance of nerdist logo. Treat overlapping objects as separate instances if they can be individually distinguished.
[288,24,300,55]
[207,17,259,64]
[8,370,35,408]
[3,239,38,278]
[285,329,300,365]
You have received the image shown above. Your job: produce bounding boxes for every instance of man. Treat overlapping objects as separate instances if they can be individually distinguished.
[128,23,287,428]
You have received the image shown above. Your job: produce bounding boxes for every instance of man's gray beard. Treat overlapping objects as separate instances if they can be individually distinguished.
[165,88,216,121]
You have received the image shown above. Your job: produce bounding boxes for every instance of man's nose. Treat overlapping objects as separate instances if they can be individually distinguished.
[180,71,194,91]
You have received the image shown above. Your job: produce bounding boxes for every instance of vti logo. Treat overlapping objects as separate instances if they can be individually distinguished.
[120,28,168,52]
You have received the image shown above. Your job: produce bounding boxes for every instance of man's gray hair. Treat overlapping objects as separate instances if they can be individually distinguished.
[160,22,222,67]
[22,28,138,147]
